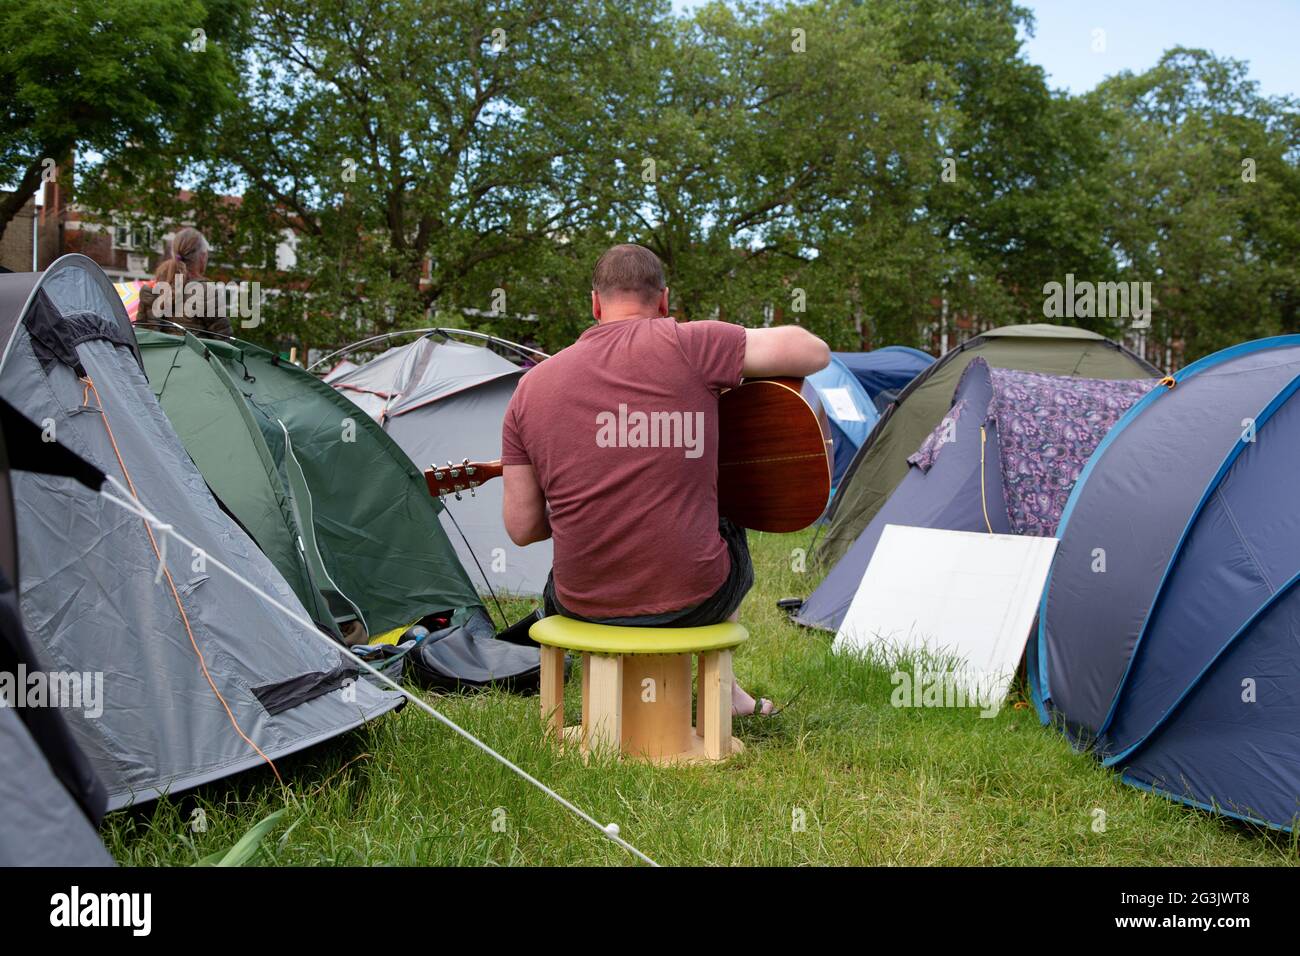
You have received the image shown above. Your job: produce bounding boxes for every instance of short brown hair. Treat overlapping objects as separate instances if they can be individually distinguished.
[592,243,665,302]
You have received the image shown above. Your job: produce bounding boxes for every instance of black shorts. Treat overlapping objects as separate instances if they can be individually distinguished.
[543,517,754,627]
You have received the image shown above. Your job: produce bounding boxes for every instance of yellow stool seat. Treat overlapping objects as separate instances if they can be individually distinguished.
[530,616,748,655]
[529,615,749,764]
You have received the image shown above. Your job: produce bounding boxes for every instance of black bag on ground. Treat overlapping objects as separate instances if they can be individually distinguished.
[406,609,542,694]
[495,607,543,646]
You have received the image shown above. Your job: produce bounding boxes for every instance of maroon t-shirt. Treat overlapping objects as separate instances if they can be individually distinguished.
[501,317,747,618]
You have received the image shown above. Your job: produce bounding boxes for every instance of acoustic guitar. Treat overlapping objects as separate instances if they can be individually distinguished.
[424,377,833,533]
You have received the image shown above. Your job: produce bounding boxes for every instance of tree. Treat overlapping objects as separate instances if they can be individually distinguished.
[191,0,667,347]
[0,0,246,234]
[1096,48,1300,363]
[573,0,953,349]
[116,0,1300,365]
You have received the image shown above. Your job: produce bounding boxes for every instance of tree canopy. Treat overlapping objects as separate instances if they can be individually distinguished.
[0,0,246,231]
[29,0,1300,367]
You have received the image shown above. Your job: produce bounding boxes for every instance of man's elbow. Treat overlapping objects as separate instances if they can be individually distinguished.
[790,328,830,376]
[510,528,548,547]
[504,517,534,547]
[504,510,549,546]
[807,335,831,374]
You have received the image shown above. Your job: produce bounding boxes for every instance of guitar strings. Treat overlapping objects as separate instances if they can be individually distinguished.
[440,501,511,632]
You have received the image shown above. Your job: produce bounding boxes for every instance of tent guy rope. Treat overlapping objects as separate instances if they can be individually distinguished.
[99,475,660,867]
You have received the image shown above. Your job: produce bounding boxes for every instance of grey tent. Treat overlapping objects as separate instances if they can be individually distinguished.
[0,706,112,865]
[0,396,113,865]
[329,334,553,597]
[0,255,401,810]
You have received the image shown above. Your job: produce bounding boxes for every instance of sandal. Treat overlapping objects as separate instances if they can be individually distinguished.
[735,686,806,720]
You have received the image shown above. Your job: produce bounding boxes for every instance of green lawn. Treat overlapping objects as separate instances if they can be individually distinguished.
[104,530,1298,866]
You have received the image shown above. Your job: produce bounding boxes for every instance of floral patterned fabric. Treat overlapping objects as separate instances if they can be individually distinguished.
[907,399,967,473]
[990,367,1156,536]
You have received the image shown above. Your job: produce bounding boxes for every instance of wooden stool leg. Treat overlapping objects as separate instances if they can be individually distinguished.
[699,649,733,760]
[581,653,591,746]
[586,653,623,754]
[539,645,565,740]
[695,653,704,738]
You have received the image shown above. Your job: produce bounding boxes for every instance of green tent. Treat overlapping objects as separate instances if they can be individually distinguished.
[137,330,481,638]
[816,324,1159,567]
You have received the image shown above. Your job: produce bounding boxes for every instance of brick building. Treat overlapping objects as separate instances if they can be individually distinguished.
[0,179,297,283]
[0,183,62,272]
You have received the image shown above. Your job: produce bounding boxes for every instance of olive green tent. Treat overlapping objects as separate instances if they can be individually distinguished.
[137,330,482,639]
[816,324,1159,567]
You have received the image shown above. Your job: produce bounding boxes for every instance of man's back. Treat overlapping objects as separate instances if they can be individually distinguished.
[502,317,745,618]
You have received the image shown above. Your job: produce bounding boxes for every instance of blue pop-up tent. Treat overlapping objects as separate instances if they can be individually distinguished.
[834,346,933,413]
[1033,335,1300,831]
[806,356,879,488]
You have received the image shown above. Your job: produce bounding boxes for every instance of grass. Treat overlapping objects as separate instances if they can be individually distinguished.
[103,529,1298,866]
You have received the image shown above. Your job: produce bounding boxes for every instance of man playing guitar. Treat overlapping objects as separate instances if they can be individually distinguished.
[501,244,830,716]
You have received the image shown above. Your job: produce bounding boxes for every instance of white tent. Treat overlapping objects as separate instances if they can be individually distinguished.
[329,335,553,597]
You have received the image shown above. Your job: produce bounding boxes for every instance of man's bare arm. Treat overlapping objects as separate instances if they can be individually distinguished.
[502,464,552,546]
[743,326,831,378]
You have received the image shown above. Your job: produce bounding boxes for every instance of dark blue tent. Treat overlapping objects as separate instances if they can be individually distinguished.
[1032,335,1300,831]
[797,359,1152,631]
[834,346,933,413]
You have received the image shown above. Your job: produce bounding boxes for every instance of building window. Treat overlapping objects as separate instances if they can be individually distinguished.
[113,224,153,250]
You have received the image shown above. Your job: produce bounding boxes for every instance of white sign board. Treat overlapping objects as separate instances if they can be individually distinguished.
[820,386,865,422]
[833,525,1058,713]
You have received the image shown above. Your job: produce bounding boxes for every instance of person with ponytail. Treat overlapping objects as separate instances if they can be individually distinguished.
[137,227,235,337]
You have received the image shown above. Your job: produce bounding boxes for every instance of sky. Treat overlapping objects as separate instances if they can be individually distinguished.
[670,0,1300,101]
[1016,0,1300,100]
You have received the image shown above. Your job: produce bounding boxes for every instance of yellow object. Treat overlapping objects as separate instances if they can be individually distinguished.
[529,616,748,655]
[530,616,750,764]
[114,281,144,322]
[369,621,417,646]
[979,424,994,535]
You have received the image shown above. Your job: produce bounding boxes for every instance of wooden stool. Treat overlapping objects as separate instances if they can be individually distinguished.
[530,616,748,764]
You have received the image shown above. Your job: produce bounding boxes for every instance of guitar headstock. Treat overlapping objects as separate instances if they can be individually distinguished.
[424,459,503,500]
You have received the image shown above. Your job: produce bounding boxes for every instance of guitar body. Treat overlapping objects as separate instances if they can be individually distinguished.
[426,377,833,533]
[717,377,832,533]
